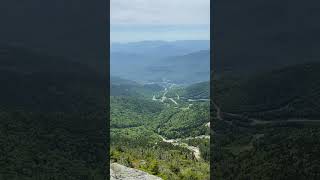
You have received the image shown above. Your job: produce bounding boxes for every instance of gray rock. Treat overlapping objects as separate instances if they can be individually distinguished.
[110,163,162,180]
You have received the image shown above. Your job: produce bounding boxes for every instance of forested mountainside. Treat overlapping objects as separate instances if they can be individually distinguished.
[111,76,162,97]
[0,46,106,179]
[212,63,320,179]
[110,77,210,180]
[165,81,210,100]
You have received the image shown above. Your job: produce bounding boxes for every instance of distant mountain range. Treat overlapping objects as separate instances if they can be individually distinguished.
[111,40,210,84]
[111,40,209,57]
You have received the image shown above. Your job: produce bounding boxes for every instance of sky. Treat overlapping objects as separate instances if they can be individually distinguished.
[111,0,210,43]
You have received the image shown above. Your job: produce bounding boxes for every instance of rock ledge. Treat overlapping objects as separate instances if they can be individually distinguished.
[110,163,162,180]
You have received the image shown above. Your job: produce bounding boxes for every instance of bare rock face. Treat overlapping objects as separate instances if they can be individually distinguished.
[110,163,163,180]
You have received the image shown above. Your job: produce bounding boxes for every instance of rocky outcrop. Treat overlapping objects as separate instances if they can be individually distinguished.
[110,163,162,180]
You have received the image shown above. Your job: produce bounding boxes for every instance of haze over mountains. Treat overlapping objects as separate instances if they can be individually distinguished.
[110,39,210,179]
[111,40,209,56]
[111,40,210,84]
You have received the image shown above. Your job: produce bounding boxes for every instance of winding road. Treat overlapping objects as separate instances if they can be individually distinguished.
[158,135,202,160]
[151,83,210,160]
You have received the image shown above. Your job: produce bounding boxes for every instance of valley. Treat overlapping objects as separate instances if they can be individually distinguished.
[110,40,210,179]
[110,77,210,180]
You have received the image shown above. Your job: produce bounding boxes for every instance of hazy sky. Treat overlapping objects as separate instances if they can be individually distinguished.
[111,0,210,43]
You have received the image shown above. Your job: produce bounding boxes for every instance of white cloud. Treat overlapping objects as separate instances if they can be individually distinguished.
[111,0,210,25]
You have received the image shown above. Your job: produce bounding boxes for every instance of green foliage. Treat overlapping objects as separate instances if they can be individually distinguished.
[110,136,210,180]
[110,96,163,128]
[166,81,209,100]
[182,139,210,161]
[111,80,210,179]
[156,103,210,139]
[111,76,163,98]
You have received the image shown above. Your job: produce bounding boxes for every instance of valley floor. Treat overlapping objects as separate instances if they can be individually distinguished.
[110,81,210,179]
